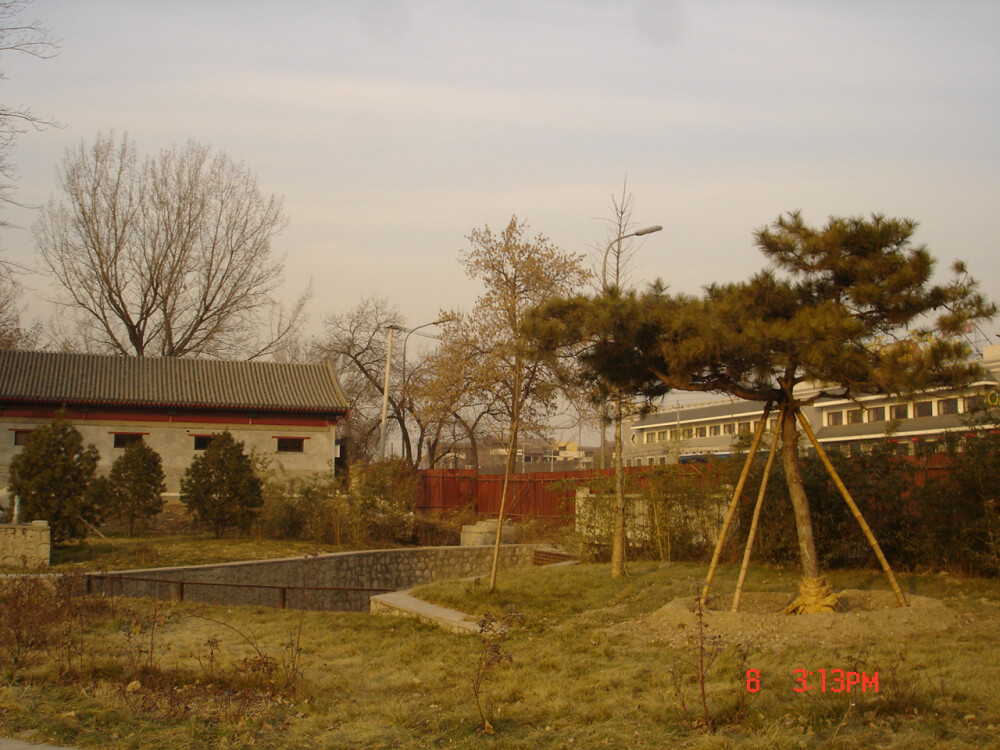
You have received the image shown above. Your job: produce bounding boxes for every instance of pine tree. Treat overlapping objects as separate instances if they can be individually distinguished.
[107,441,166,535]
[533,212,995,609]
[8,417,101,542]
[180,432,263,538]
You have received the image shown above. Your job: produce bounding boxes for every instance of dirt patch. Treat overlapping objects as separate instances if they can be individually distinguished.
[618,589,961,651]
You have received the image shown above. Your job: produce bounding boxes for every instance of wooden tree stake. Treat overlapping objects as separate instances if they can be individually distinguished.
[701,402,772,603]
[732,405,784,612]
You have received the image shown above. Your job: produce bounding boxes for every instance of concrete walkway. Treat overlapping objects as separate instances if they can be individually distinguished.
[370,587,481,634]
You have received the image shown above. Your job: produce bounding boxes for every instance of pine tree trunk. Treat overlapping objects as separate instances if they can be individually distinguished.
[780,408,820,579]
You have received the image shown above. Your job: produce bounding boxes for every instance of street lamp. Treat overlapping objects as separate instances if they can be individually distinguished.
[601,224,662,289]
[377,317,453,461]
[597,223,662,469]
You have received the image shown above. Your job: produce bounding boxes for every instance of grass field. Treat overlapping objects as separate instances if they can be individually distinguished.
[1,560,999,749]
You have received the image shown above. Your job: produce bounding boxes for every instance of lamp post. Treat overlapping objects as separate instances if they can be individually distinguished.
[601,224,662,289]
[377,317,453,462]
[599,223,661,578]
[598,223,662,468]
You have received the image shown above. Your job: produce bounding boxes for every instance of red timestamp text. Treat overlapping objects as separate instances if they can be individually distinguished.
[744,669,879,693]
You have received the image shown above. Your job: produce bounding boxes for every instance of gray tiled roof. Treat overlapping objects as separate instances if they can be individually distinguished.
[633,399,766,428]
[0,351,349,414]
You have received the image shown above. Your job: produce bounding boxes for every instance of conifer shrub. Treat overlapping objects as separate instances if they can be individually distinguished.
[180,431,263,538]
[104,441,167,535]
[7,416,101,542]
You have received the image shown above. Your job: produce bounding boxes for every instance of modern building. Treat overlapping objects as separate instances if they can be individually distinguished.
[0,351,350,502]
[625,344,1000,466]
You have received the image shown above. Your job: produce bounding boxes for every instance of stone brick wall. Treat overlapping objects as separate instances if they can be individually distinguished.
[86,544,537,611]
[0,521,51,567]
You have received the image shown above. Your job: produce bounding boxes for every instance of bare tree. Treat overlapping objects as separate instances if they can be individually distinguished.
[0,270,38,348]
[410,313,505,473]
[312,297,408,463]
[34,133,307,359]
[458,216,588,589]
[0,0,58,217]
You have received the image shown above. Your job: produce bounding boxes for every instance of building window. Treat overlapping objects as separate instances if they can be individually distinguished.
[847,409,863,424]
[938,398,959,416]
[768,418,778,431]
[193,435,216,451]
[12,429,33,446]
[724,423,735,435]
[644,432,656,444]
[889,404,909,420]
[827,411,843,427]
[709,425,721,437]
[276,437,305,453]
[657,431,668,442]
[695,426,706,438]
[738,421,751,434]
[966,395,986,413]
[867,407,885,423]
[914,401,932,418]
[682,428,693,439]
[669,429,678,441]
[113,433,144,448]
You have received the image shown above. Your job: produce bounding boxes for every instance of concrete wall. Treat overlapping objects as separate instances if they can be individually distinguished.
[0,521,50,567]
[0,417,338,499]
[85,544,538,611]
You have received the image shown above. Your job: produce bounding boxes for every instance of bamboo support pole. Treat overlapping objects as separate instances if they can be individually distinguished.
[794,408,908,608]
[732,405,784,612]
[701,402,773,603]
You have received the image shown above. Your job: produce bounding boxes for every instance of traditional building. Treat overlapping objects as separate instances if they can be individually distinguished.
[625,344,1000,466]
[0,351,350,502]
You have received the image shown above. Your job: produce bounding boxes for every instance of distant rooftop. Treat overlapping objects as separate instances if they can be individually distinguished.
[0,351,349,414]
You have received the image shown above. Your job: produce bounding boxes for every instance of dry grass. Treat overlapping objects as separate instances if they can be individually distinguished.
[1,561,999,749]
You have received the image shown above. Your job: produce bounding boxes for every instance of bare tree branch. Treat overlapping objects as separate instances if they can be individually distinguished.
[34,133,306,359]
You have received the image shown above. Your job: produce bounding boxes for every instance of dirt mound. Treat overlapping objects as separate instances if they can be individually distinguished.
[630,589,960,650]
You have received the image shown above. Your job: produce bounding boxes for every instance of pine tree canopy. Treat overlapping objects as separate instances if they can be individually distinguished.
[609,212,994,404]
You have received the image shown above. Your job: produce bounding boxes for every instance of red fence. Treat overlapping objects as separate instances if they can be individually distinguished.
[418,453,958,521]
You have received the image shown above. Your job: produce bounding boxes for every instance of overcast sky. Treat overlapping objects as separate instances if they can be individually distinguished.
[3,0,999,356]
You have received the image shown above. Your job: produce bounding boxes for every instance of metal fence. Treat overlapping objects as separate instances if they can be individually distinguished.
[84,573,393,612]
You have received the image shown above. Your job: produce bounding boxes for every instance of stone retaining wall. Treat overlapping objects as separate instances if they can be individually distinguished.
[86,544,537,611]
[0,521,51,568]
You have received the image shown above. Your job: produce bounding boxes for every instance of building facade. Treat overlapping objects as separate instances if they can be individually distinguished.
[625,345,1000,466]
[0,351,350,502]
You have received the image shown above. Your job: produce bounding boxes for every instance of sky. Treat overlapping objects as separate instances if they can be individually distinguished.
[2,0,999,365]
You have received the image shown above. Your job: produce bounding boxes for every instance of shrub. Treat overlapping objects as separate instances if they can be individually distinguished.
[259,469,349,544]
[106,441,167,535]
[180,431,263,538]
[348,459,418,545]
[7,416,101,542]
[645,461,737,563]
[912,430,1000,575]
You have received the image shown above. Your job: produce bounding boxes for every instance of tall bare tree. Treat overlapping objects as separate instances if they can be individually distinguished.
[457,216,588,589]
[34,133,307,359]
